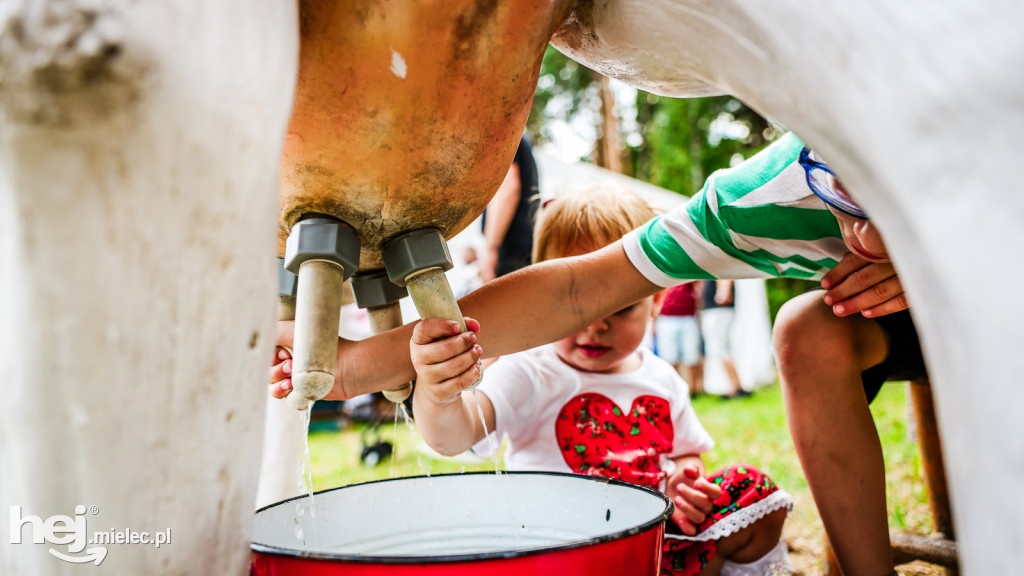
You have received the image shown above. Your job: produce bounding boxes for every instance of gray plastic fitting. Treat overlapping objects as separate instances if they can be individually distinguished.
[277,257,298,297]
[381,228,453,287]
[284,217,360,281]
[351,269,408,309]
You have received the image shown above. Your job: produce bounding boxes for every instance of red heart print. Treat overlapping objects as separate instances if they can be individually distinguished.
[556,393,673,487]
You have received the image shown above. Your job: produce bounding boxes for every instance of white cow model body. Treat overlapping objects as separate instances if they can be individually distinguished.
[0,2,297,573]
[1,1,1021,574]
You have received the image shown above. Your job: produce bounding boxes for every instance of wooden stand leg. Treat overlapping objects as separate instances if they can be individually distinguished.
[909,380,959,576]
[824,534,844,576]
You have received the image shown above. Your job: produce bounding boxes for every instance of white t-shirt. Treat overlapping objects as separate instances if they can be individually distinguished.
[473,345,714,487]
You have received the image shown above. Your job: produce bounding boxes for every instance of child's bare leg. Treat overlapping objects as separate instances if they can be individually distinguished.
[698,508,788,576]
[773,291,893,576]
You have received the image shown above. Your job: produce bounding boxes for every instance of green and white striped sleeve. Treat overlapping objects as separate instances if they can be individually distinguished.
[622,133,848,287]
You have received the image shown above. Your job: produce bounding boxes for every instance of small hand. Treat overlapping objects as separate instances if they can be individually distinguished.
[410,317,483,405]
[268,321,295,399]
[268,320,353,401]
[268,346,293,399]
[821,252,908,317]
[666,464,722,536]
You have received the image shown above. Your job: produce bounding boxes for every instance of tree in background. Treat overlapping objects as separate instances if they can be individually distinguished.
[528,47,774,193]
[632,94,773,195]
[528,46,814,322]
[526,47,601,160]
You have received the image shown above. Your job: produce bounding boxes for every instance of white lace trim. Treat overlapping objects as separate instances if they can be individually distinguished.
[665,489,794,543]
[720,539,794,576]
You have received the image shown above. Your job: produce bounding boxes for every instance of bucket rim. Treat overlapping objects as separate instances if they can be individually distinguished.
[252,470,673,565]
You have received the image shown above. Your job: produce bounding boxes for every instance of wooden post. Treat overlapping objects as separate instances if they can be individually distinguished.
[824,534,843,576]
[910,380,959,575]
[597,75,624,173]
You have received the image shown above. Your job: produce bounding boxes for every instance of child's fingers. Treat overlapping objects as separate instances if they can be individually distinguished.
[695,477,723,500]
[669,464,701,491]
[268,358,292,387]
[822,261,897,308]
[820,252,870,290]
[424,357,483,404]
[268,378,292,399]
[670,507,684,526]
[417,344,482,388]
[413,332,478,368]
[824,261,895,303]
[444,360,483,395]
[269,324,294,400]
[860,291,911,318]
[670,509,697,536]
[829,275,905,317]
[272,345,292,364]
[412,318,465,344]
[411,319,477,361]
[411,317,479,342]
[268,354,292,399]
[673,483,713,515]
[672,495,708,525]
[429,345,481,382]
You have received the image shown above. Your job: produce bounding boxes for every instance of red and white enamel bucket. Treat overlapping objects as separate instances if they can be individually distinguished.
[251,471,672,575]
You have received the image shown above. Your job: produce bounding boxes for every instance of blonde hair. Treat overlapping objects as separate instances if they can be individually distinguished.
[533,186,658,263]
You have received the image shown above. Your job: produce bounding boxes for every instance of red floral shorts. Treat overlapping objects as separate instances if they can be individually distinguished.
[660,464,791,576]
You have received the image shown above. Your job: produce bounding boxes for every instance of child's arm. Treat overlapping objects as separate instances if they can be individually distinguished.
[820,252,909,317]
[460,241,661,355]
[409,317,496,456]
[269,319,423,401]
[270,241,661,400]
[665,455,723,536]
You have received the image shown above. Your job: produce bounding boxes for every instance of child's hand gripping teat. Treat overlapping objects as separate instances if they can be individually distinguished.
[383,228,484,392]
[410,318,484,405]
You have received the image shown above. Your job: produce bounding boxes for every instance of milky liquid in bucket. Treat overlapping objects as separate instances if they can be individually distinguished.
[252,472,672,576]
[332,524,581,555]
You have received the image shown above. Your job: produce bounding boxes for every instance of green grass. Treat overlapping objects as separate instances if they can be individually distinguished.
[306,382,935,574]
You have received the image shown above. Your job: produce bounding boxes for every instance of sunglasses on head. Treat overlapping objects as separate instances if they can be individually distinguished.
[798,148,868,219]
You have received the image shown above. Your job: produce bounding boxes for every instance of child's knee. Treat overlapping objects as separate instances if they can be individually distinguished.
[718,508,788,564]
[773,291,890,395]
[773,292,860,374]
[755,507,788,545]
